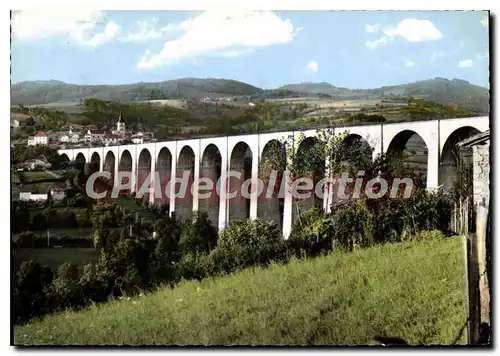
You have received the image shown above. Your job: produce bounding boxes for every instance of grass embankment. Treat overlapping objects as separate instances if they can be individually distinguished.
[14,237,466,346]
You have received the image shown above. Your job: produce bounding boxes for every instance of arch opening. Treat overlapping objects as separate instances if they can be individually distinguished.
[199,144,222,227]
[338,134,373,172]
[59,153,70,169]
[292,136,325,220]
[386,130,428,188]
[229,142,252,222]
[104,151,116,187]
[258,140,285,230]
[89,152,101,175]
[175,146,195,222]
[74,153,86,172]
[439,126,481,194]
[137,149,152,204]
[119,150,133,196]
[156,147,172,209]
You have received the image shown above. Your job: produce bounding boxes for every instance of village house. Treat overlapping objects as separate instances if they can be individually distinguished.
[84,129,106,143]
[27,131,48,146]
[11,119,20,128]
[103,133,121,146]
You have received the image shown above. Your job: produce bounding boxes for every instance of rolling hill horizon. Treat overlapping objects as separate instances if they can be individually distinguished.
[11,76,490,113]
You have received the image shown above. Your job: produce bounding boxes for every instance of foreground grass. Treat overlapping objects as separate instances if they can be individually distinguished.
[14,237,466,346]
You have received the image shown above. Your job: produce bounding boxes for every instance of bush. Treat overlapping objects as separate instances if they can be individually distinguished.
[12,260,53,323]
[329,201,375,251]
[180,211,218,255]
[213,220,288,274]
[287,208,336,258]
[46,262,83,311]
[175,253,213,282]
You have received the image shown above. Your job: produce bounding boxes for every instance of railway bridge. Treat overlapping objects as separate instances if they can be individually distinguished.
[58,116,489,237]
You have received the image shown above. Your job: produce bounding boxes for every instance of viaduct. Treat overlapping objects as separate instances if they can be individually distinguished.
[58,116,489,238]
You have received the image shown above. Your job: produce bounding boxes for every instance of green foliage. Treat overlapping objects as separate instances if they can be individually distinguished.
[13,260,53,323]
[213,220,289,274]
[179,212,218,255]
[46,262,82,311]
[330,201,374,251]
[287,208,335,258]
[402,98,473,121]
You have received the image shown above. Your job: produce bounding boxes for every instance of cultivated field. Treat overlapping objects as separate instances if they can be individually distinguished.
[14,237,466,346]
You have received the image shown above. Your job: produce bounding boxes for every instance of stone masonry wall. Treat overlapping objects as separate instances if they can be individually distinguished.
[473,142,490,208]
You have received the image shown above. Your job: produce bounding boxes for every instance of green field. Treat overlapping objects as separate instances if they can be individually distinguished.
[12,248,98,272]
[14,237,467,346]
[19,171,59,182]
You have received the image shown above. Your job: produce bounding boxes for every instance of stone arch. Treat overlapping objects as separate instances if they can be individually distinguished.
[104,151,116,186]
[229,142,252,222]
[156,147,172,208]
[119,150,133,196]
[89,152,101,175]
[137,148,152,204]
[199,144,222,227]
[258,139,285,230]
[439,126,482,193]
[292,136,325,219]
[175,146,195,222]
[386,130,428,187]
[74,152,86,172]
[340,134,373,170]
[59,153,70,169]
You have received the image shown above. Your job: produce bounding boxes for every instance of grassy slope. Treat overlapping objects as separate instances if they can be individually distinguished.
[14,237,466,346]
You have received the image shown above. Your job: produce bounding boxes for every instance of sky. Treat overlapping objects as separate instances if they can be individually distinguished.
[10,10,490,89]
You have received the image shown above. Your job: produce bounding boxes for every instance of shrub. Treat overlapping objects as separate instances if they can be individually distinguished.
[175,253,213,282]
[214,220,288,274]
[287,208,336,258]
[400,190,444,238]
[330,201,374,251]
[79,263,109,304]
[12,260,53,323]
[180,211,218,255]
[46,262,83,311]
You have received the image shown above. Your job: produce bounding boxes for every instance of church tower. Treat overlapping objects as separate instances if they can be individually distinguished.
[117,112,126,133]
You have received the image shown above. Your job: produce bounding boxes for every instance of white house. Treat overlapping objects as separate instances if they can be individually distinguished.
[103,134,120,146]
[85,129,105,143]
[27,132,48,146]
[59,134,69,143]
[11,119,20,128]
[131,135,144,144]
[19,192,48,202]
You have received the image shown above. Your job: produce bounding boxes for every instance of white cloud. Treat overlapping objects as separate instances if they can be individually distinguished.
[366,36,388,49]
[120,18,177,43]
[480,14,489,28]
[80,22,121,48]
[458,59,474,68]
[11,10,119,48]
[366,18,442,49]
[365,23,379,33]
[137,10,300,69]
[405,58,416,67]
[306,60,318,73]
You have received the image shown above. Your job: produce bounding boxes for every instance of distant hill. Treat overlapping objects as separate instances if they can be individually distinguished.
[11,77,489,113]
[10,78,262,105]
[278,78,489,113]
